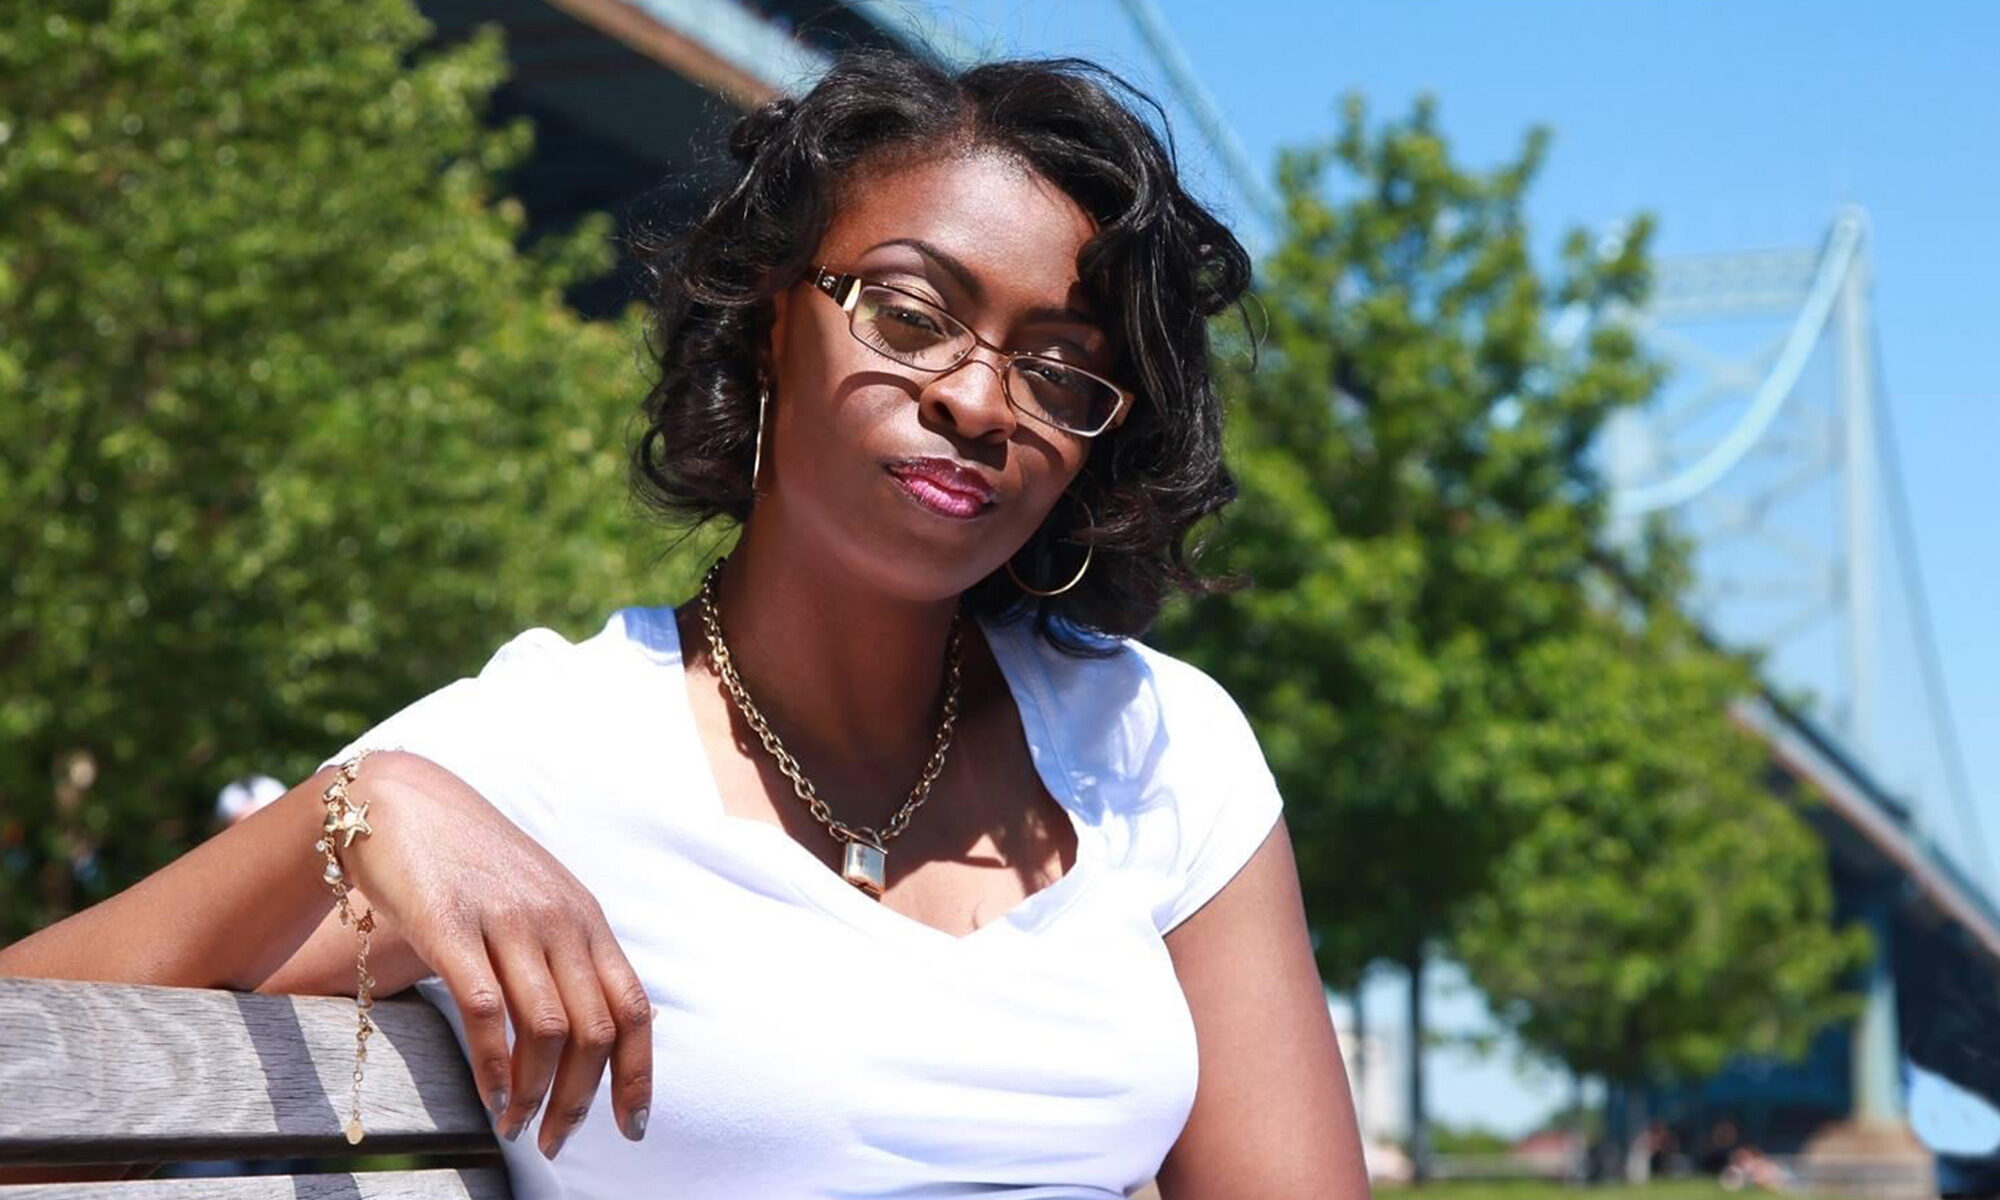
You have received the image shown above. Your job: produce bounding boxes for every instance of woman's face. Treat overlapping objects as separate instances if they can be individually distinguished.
[759,145,1113,603]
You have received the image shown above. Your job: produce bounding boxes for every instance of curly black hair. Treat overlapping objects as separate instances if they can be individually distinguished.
[627,47,1252,656]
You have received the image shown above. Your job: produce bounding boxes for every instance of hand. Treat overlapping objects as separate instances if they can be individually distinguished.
[337,751,653,1158]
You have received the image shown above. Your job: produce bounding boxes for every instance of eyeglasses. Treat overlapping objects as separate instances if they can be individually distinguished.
[807,264,1134,438]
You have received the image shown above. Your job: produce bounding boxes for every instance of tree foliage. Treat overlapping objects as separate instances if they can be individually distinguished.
[1158,93,1861,1101]
[1454,538,1868,1087]
[0,0,698,940]
[1158,94,1661,981]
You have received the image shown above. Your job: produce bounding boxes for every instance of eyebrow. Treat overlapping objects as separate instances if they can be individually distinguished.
[865,237,1104,332]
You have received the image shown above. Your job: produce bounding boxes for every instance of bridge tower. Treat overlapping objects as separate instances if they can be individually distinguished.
[1603,207,1978,1194]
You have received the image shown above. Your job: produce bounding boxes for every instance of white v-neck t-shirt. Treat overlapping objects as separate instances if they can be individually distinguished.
[321,604,1284,1200]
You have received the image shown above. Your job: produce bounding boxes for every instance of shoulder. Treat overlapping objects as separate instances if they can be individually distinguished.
[989,621,1284,935]
[491,605,682,666]
[323,606,677,758]
[984,616,1268,802]
[1123,638,1259,734]
[473,605,682,691]
[320,605,685,834]
[999,617,1259,744]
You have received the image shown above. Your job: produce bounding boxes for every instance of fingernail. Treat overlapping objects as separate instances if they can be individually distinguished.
[502,1120,525,1142]
[543,1131,569,1160]
[625,1107,649,1141]
[488,1087,510,1117]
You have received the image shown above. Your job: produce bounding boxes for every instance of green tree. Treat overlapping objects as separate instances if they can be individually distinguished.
[0,0,699,941]
[1157,94,1659,1171]
[1454,541,1867,1179]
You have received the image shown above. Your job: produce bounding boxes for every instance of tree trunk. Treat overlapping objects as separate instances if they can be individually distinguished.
[1600,1079,1623,1183]
[1623,1083,1653,1183]
[1351,977,1369,1139]
[1569,1070,1588,1182]
[1405,945,1430,1183]
[1618,1023,1652,1183]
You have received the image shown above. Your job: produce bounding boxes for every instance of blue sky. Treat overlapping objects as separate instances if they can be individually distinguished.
[923,0,2000,1136]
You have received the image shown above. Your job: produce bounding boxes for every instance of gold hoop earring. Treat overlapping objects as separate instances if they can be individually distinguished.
[751,377,770,494]
[1006,496,1094,597]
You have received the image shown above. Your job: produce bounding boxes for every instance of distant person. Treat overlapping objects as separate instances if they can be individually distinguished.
[1721,1145,1800,1193]
[1699,1118,1742,1174]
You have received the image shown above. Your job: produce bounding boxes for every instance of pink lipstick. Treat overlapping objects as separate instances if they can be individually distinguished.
[885,458,997,520]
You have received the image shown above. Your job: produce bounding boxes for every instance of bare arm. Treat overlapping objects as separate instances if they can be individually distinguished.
[0,764,412,1187]
[0,766,348,990]
[256,879,431,997]
[0,751,656,1159]
[1155,816,1372,1200]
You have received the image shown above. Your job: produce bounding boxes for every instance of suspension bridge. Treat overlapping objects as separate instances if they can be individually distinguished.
[1605,209,2000,1183]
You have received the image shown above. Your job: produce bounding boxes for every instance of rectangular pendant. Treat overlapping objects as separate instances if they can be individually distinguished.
[841,839,887,897]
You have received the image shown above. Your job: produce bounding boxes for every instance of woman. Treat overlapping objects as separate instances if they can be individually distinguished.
[1,49,1367,1199]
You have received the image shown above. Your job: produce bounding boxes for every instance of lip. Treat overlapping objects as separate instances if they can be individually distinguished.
[884,457,999,519]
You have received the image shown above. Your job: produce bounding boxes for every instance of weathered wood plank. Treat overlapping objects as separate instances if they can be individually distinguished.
[0,1166,512,1199]
[0,978,497,1166]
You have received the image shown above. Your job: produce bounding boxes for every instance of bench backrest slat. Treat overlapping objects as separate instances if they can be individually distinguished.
[0,1166,511,1199]
[0,977,498,1168]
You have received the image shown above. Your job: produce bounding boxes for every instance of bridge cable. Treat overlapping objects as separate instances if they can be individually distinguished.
[1868,323,1996,894]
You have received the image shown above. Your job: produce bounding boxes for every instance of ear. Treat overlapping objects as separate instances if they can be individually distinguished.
[761,288,792,383]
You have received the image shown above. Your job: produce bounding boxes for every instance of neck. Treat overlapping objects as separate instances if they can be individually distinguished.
[687,519,970,817]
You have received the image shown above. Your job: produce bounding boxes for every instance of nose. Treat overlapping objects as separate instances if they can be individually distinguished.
[917,348,1018,443]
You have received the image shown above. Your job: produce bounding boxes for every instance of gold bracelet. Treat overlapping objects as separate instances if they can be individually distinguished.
[318,747,381,1144]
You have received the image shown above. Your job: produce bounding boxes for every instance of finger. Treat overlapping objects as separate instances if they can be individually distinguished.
[536,935,619,1159]
[430,938,516,1125]
[591,929,654,1141]
[488,935,569,1143]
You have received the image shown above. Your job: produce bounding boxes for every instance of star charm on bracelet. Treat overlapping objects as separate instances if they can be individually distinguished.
[325,802,372,848]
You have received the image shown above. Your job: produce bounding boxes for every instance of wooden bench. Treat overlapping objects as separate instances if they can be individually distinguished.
[2,976,1173,1199]
[0,976,509,1198]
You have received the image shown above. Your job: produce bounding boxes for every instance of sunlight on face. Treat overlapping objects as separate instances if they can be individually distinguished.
[758,145,1110,602]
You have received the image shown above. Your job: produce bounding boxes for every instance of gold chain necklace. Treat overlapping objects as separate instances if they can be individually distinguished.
[695,555,965,898]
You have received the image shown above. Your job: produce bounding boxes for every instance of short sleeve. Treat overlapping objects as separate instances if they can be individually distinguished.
[317,627,572,825]
[1151,676,1286,935]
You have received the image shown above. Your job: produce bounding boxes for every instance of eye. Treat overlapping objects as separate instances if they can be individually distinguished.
[855,287,962,360]
[881,302,946,336]
[1018,358,1084,386]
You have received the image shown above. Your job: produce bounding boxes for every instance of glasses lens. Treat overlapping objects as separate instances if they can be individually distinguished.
[852,286,967,369]
[848,283,1122,436]
[1009,357,1122,435]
